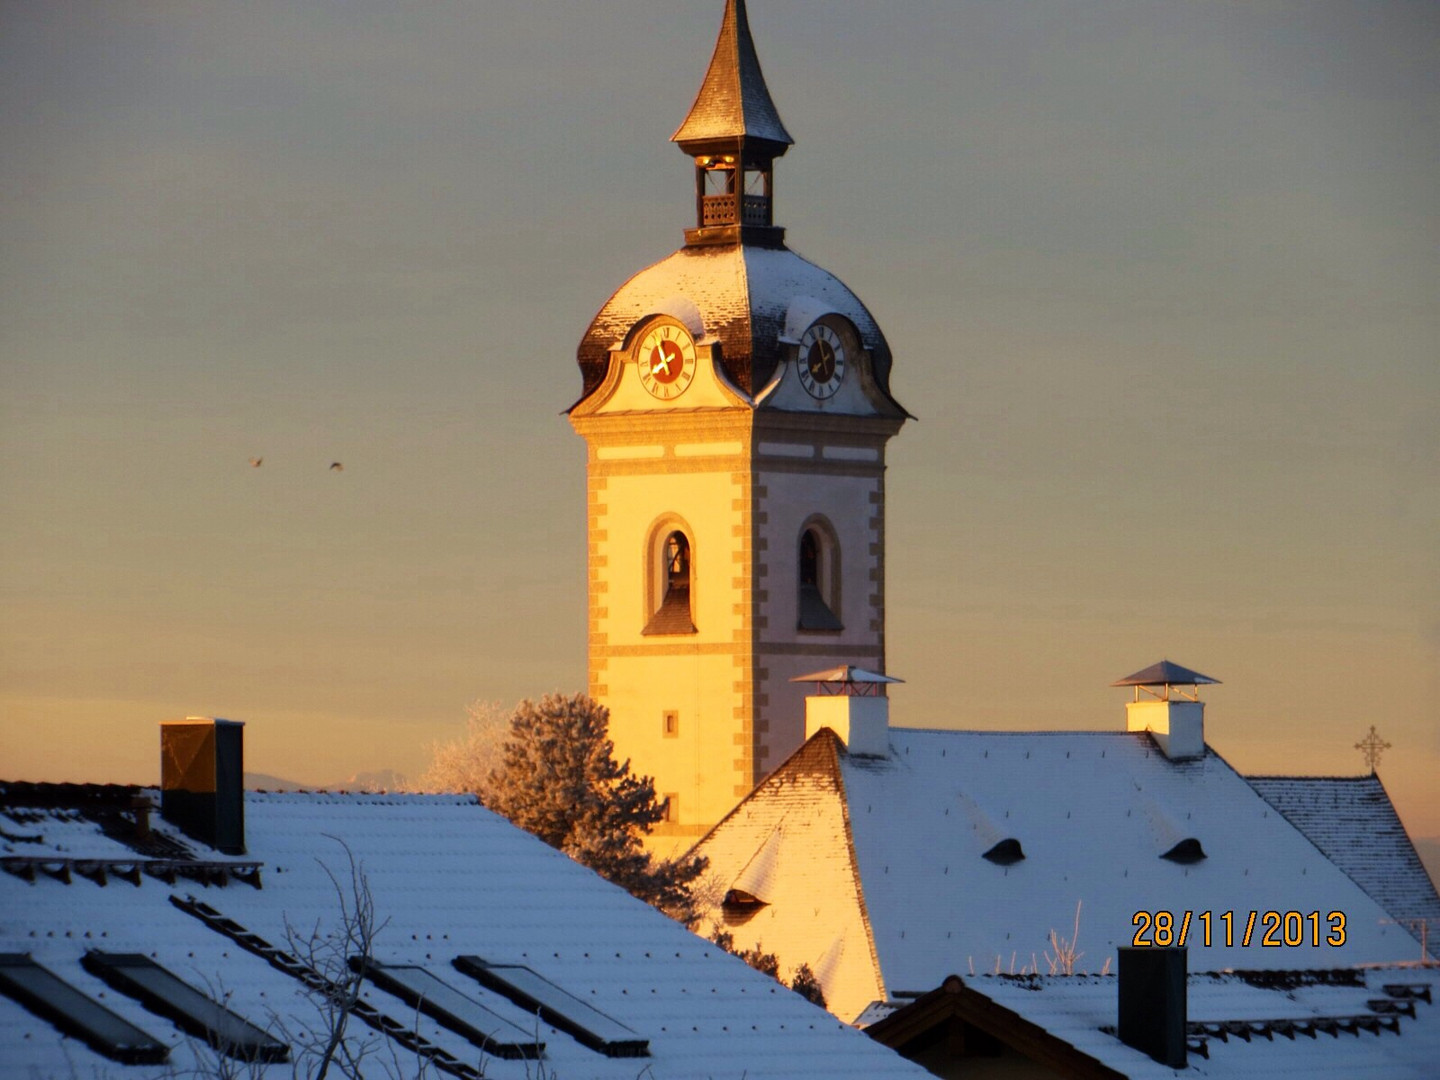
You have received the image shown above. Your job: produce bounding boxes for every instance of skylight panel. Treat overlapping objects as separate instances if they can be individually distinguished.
[81,951,287,1063]
[453,956,649,1058]
[352,959,543,1060]
[0,953,169,1065]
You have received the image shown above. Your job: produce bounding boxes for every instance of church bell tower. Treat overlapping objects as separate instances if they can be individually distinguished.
[568,0,908,847]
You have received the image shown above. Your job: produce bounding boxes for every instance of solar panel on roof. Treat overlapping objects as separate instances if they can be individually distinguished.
[452,956,649,1058]
[0,953,169,1065]
[81,951,288,1063]
[351,958,544,1060]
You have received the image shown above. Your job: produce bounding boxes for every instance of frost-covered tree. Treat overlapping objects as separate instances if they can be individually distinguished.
[418,699,508,798]
[710,930,826,1007]
[484,693,706,923]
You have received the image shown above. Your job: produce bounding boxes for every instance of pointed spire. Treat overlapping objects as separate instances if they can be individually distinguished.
[672,0,792,153]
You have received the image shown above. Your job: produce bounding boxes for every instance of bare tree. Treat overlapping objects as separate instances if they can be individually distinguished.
[280,839,388,1079]
[1043,901,1084,976]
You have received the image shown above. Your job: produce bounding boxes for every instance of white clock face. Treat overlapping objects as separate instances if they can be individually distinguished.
[638,323,697,400]
[798,322,847,400]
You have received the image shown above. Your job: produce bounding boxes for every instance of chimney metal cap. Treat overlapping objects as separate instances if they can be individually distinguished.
[791,666,902,684]
[1111,660,1219,688]
[792,666,903,697]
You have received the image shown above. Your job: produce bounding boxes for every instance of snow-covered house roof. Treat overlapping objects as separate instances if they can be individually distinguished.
[1248,774,1440,940]
[690,727,1430,1027]
[865,967,1439,1079]
[0,782,935,1080]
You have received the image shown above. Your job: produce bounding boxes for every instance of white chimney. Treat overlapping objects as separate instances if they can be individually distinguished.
[1112,660,1219,762]
[791,666,902,758]
[1126,699,1204,760]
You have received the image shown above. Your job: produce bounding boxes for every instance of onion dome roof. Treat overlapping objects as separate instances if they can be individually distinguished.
[575,243,898,403]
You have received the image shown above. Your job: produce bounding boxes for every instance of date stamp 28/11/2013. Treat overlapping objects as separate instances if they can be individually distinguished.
[1131,910,1348,948]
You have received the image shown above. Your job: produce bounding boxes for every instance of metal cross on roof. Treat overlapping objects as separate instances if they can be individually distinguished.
[1354,725,1391,772]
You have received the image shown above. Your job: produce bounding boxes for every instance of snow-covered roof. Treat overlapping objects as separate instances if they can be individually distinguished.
[691,728,1428,1024]
[872,967,1440,1079]
[1248,774,1440,942]
[576,243,898,403]
[846,730,1424,988]
[671,0,793,152]
[0,786,934,1080]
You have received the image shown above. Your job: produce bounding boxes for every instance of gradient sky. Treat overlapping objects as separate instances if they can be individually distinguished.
[2,2,1436,839]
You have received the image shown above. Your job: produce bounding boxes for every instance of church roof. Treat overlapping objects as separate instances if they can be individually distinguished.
[1248,773,1440,936]
[691,728,1429,1022]
[672,0,792,153]
[843,731,1423,988]
[0,784,933,1080]
[575,243,898,403]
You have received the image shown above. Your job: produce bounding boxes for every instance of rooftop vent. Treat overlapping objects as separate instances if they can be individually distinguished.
[1113,660,1219,762]
[1160,838,1207,864]
[724,827,781,915]
[981,838,1026,866]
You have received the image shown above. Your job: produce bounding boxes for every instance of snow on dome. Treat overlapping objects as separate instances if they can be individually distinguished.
[575,243,898,405]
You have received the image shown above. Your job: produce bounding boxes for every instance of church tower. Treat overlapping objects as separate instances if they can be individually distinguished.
[569,0,907,847]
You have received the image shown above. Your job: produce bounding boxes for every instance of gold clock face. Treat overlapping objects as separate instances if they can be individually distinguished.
[798,322,847,400]
[638,323,697,400]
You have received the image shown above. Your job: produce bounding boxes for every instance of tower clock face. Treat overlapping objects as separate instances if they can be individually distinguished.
[638,324,697,400]
[798,322,847,399]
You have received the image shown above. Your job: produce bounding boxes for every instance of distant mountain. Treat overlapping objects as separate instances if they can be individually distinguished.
[244,771,309,792]
[341,769,408,793]
[244,769,409,793]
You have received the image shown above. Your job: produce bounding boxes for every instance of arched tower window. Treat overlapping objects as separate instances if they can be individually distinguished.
[797,522,842,632]
[800,530,821,588]
[644,527,697,636]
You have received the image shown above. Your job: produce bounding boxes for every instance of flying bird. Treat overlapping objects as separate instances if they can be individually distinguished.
[249,457,263,467]
[330,462,344,472]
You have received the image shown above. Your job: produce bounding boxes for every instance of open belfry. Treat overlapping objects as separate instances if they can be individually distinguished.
[568,0,908,846]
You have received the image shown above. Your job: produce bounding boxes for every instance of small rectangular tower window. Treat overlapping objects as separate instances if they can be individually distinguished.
[662,710,679,737]
[662,794,678,823]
